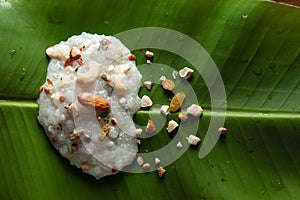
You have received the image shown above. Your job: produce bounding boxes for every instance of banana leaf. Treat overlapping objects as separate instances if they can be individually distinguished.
[0,0,299,199]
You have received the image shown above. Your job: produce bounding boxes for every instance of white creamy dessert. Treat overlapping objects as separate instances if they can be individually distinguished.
[37,32,142,179]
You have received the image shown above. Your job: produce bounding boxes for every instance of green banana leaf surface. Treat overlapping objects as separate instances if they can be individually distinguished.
[0,0,299,199]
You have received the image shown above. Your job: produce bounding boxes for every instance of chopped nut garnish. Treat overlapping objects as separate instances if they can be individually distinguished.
[137,156,144,166]
[69,133,79,142]
[111,166,118,173]
[179,67,194,79]
[110,79,129,94]
[141,95,153,108]
[83,134,91,143]
[128,54,136,61]
[169,92,186,112]
[64,103,76,114]
[45,45,69,60]
[101,123,110,135]
[161,79,175,91]
[77,59,83,66]
[101,38,111,49]
[187,104,203,117]
[98,123,110,141]
[121,65,131,74]
[176,141,183,149]
[146,119,156,134]
[76,61,101,85]
[81,163,91,171]
[110,118,118,125]
[64,58,73,67]
[70,47,82,60]
[160,105,169,116]
[44,87,51,94]
[77,93,110,112]
[119,97,127,106]
[154,157,161,165]
[100,73,110,82]
[178,113,188,121]
[108,65,115,73]
[39,85,44,93]
[46,78,53,85]
[98,132,107,141]
[136,139,141,145]
[167,120,179,133]
[51,136,58,143]
[218,127,227,135]
[142,163,151,170]
[186,135,201,145]
[59,96,66,102]
[157,167,166,177]
[144,81,152,90]
[134,128,143,137]
[71,143,79,152]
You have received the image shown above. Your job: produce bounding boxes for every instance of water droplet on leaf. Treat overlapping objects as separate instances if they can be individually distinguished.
[271,179,285,191]
[252,66,263,76]
[9,49,16,57]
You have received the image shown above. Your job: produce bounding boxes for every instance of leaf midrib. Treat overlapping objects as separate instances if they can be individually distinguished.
[1,100,299,119]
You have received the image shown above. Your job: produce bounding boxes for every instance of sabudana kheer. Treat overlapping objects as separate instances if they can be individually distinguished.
[37,33,142,179]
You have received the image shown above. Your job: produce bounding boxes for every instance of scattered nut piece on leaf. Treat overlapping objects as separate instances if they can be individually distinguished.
[161,79,175,91]
[145,50,154,59]
[187,104,203,117]
[137,156,144,166]
[144,81,153,90]
[146,119,156,134]
[218,127,227,135]
[179,67,194,79]
[170,92,186,112]
[176,141,183,149]
[186,135,201,145]
[178,113,188,121]
[160,105,170,116]
[157,167,166,177]
[143,163,151,170]
[154,157,161,165]
[167,120,179,133]
[141,95,153,108]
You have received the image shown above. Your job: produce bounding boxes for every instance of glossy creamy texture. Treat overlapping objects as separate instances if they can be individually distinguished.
[37,32,142,179]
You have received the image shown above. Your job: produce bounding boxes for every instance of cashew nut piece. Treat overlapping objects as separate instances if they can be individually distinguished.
[76,61,101,85]
[46,44,70,60]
